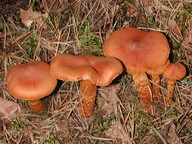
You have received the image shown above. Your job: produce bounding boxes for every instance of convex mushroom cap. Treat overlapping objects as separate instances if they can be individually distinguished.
[7,61,57,100]
[103,27,170,74]
[49,54,123,86]
[163,62,186,80]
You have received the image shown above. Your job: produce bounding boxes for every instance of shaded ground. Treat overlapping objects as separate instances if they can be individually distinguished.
[0,0,192,144]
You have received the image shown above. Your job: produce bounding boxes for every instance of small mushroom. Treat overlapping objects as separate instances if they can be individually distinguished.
[103,27,170,113]
[162,62,186,102]
[49,54,123,117]
[7,61,57,113]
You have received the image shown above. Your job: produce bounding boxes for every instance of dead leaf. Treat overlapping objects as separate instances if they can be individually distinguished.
[105,120,129,142]
[141,135,157,144]
[97,99,114,117]
[182,28,192,44]
[167,123,182,144]
[0,97,20,119]
[19,6,48,30]
[98,84,121,117]
[104,84,121,104]
[167,19,182,37]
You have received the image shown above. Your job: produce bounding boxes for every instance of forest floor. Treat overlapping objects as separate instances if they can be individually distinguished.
[0,0,192,143]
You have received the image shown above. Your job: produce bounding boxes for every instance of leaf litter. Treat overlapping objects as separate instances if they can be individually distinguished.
[0,97,20,119]
[19,6,48,30]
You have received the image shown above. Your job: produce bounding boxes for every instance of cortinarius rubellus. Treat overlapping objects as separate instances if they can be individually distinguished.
[49,54,123,118]
[103,27,170,113]
[7,61,57,113]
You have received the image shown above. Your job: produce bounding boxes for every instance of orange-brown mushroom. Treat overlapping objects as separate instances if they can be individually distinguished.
[162,62,186,103]
[49,54,123,118]
[7,61,57,113]
[103,27,170,113]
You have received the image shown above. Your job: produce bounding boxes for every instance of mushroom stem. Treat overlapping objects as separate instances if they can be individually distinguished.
[79,80,97,118]
[132,72,153,113]
[164,79,175,103]
[28,100,46,113]
[162,62,186,103]
[151,74,161,96]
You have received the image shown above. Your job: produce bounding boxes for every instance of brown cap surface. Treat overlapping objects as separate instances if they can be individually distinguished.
[49,54,123,86]
[103,27,170,74]
[163,62,186,80]
[7,61,57,100]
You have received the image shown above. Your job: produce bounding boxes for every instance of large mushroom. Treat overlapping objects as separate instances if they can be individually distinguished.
[49,54,123,118]
[103,27,170,113]
[162,62,186,103]
[7,61,57,113]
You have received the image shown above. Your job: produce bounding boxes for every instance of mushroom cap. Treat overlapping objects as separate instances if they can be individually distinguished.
[163,62,186,80]
[103,27,170,74]
[49,54,123,86]
[147,60,170,75]
[7,61,57,100]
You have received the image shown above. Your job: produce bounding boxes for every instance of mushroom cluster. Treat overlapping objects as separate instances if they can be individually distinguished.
[7,27,186,117]
[103,27,186,113]
[7,54,123,117]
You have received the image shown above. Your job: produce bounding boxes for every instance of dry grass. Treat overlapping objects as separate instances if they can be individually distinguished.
[0,0,192,143]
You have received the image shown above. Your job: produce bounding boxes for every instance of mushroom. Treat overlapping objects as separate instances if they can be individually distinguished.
[49,54,123,117]
[103,27,170,113]
[162,62,186,103]
[7,61,57,113]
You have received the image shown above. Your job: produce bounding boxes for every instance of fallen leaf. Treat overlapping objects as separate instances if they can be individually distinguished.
[19,6,48,30]
[103,84,121,104]
[105,120,128,142]
[98,84,121,117]
[141,135,157,144]
[167,19,182,37]
[97,99,114,117]
[167,123,182,144]
[182,28,192,44]
[0,97,20,119]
